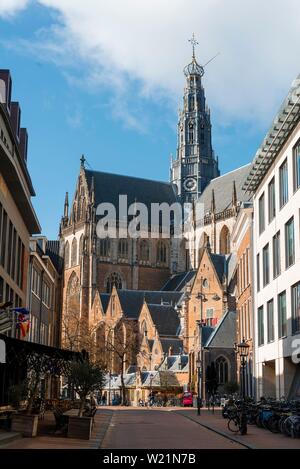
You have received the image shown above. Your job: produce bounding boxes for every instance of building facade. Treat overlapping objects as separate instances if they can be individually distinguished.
[28,237,62,348]
[0,69,40,336]
[244,75,300,399]
[231,203,254,397]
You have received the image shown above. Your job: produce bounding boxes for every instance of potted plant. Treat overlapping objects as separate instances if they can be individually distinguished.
[66,359,104,440]
[10,371,41,437]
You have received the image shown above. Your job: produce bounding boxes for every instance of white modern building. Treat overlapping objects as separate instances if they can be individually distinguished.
[244,75,300,399]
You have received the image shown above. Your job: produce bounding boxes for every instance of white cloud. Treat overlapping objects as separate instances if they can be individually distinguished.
[2,0,300,127]
[0,0,30,17]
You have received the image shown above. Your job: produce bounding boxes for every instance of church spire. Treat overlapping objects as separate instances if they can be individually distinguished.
[64,191,69,219]
[170,36,220,203]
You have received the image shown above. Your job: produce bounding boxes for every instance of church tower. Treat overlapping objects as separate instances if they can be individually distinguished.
[170,35,220,203]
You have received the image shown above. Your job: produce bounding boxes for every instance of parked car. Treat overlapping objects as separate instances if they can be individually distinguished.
[182,392,193,407]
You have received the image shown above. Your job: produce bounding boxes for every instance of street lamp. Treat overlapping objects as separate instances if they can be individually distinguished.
[195,353,202,415]
[235,337,250,399]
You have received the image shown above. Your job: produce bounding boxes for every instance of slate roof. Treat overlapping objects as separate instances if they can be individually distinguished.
[100,293,110,314]
[117,290,182,319]
[46,240,63,274]
[166,354,188,371]
[160,338,183,354]
[210,253,226,284]
[85,169,178,216]
[147,304,180,336]
[198,164,252,215]
[204,310,236,348]
[161,271,196,292]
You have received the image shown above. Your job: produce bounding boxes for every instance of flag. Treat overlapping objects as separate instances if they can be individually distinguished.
[12,307,29,315]
[20,320,30,338]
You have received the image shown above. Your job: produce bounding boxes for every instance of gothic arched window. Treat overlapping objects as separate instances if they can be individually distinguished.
[188,123,194,144]
[118,239,128,259]
[71,237,77,266]
[99,238,110,257]
[157,241,167,265]
[216,356,229,384]
[219,225,230,255]
[140,240,150,262]
[189,96,195,111]
[106,272,122,293]
[141,320,147,337]
[64,241,70,269]
[79,235,84,264]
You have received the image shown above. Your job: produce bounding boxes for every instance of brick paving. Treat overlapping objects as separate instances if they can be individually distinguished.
[100,408,244,449]
[177,408,300,449]
[1,406,300,449]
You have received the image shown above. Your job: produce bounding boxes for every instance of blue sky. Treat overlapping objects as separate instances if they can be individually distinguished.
[1,1,299,239]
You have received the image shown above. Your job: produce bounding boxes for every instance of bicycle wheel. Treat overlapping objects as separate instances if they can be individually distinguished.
[228,417,240,433]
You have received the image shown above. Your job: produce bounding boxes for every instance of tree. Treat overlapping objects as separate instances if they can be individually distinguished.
[105,321,140,405]
[67,359,105,417]
[223,381,239,395]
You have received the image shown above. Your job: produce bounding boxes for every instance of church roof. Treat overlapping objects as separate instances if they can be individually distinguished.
[160,338,183,354]
[204,310,236,348]
[100,293,110,314]
[147,304,180,336]
[209,253,226,284]
[161,270,196,292]
[46,240,63,274]
[117,290,182,319]
[198,164,252,215]
[84,169,178,216]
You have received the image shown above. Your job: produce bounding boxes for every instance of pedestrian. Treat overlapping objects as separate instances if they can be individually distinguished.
[101,394,107,406]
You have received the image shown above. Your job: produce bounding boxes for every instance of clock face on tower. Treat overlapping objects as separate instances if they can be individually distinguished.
[183,177,197,192]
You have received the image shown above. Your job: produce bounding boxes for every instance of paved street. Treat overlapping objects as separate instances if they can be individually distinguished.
[101,408,244,449]
[2,407,300,449]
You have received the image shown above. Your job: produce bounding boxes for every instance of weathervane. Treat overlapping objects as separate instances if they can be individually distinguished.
[189,33,198,59]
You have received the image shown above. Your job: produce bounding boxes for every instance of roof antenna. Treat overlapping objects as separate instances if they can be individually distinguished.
[203,52,220,68]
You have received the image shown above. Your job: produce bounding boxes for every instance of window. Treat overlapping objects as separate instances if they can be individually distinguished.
[64,241,70,268]
[259,193,265,234]
[157,241,167,264]
[32,268,40,297]
[285,217,295,268]
[256,253,260,292]
[206,308,215,327]
[188,123,194,144]
[268,177,276,223]
[257,306,264,346]
[99,238,110,257]
[118,239,128,259]
[278,291,287,338]
[71,237,77,266]
[267,300,274,343]
[273,231,281,278]
[293,140,300,192]
[139,240,149,262]
[106,272,122,293]
[279,159,288,208]
[219,225,230,255]
[42,282,51,308]
[291,281,300,334]
[216,356,228,384]
[263,243,269,286]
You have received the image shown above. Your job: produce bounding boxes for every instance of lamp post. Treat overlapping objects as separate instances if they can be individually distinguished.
[195,354,202,415]
[234,338,250,435]
[235,338,250,400]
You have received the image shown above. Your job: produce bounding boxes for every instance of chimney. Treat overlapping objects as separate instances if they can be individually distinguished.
[10,102,21,142]
[0,70,12,113]
[19,128,28,162]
